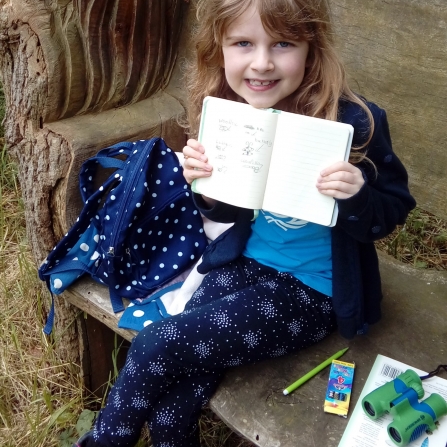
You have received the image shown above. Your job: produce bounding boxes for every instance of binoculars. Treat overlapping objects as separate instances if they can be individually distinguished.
[361,369,447,446]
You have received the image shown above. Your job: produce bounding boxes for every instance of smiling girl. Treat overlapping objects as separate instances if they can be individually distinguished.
[74,1,415,446]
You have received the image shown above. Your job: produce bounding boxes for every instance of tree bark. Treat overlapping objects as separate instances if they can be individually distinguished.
[0,0,189,365]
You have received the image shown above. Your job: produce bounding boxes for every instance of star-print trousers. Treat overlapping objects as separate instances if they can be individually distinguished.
[92,256,336,447]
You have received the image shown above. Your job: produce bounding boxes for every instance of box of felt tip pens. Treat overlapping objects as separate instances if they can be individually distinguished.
[324,359,355,417]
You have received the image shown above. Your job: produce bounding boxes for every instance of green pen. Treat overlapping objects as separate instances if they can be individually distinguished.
[283,347,349,395]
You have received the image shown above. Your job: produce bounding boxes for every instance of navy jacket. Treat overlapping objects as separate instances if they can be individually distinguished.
[193,100,416,339]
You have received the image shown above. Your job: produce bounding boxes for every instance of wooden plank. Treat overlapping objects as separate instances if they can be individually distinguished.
[63,279,135,342]
[79,315,131,396]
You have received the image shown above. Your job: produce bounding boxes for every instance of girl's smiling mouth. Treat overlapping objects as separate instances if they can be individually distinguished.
[246,79,278,89]
[248,79,276,85]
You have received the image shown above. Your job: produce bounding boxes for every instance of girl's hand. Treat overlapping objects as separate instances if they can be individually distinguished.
[182,139,213,185]
[316,161,365,199]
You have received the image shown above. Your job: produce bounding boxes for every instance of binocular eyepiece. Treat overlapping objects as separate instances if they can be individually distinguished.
[361,370,447,446]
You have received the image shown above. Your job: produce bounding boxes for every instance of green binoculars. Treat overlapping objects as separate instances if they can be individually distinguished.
[361,369,447,446]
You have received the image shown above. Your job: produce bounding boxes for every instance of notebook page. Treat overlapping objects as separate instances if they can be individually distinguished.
[194,97,278,209]
[262,112,353,226]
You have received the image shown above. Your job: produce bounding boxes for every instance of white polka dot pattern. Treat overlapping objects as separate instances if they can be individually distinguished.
[39,138,208,315]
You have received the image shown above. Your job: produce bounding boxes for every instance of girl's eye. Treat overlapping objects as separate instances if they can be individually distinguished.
[276,42,291,48]
[237,41,250,47]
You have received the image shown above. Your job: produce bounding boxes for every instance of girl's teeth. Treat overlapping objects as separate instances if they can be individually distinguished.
[250,80,273,86]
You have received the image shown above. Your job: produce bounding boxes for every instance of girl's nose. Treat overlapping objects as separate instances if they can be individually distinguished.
[251,48,274,72]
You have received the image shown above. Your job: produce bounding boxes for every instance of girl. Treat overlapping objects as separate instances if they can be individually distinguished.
[75,0,415,446]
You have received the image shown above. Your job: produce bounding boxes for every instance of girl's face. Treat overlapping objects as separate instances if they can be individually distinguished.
[222,5,309,110]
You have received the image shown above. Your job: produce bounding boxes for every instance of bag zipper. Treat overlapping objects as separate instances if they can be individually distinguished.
[107,140,155,260]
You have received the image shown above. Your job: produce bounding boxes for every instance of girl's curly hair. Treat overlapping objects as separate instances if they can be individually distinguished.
[184,0,374,163]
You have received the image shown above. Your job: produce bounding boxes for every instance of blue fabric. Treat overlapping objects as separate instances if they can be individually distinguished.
[44,223,100,294]
[118,300,166,330]
[118,282,183,331]
[243,210,332,296]
[39,138,208,332]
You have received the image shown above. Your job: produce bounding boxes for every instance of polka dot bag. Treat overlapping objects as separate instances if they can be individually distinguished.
[39,138,207,334]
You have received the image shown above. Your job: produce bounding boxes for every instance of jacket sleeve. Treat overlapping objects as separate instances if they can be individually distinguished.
[192,193,255,273]
[335,103,416,243]
[192,192,255,223]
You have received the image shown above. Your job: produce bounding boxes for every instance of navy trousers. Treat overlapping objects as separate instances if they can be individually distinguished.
[92,256,336,447]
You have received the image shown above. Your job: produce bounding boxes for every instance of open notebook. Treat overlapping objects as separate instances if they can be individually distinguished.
[192,96,354,227]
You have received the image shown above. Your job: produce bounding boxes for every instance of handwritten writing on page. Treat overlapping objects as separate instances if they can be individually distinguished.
[262,112,353,226]
[195,97,278,209]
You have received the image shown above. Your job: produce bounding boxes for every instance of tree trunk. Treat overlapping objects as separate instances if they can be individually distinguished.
[0,0,189,365]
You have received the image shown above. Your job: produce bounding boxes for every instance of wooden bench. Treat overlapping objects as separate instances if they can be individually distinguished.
[63,252,447,446]
[1,0,447,445]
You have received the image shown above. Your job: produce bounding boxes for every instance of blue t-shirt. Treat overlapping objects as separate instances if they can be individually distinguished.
[242,210,332,296]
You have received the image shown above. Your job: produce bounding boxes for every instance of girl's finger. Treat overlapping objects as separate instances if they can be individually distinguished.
[318,172,360,185]
[183,156,213,172]
[318,168,364,190]
[183,166,212,184]
[320,161,359,177]
[318,188,352,200]
[186,139,205,152]
[183,145,208,163]
[317,179,357,191]
[316,179,363,198]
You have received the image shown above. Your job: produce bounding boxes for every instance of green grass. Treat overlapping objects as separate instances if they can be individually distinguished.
[376,208,447,270]
[0,82,4,139]
[0,142,99,447]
